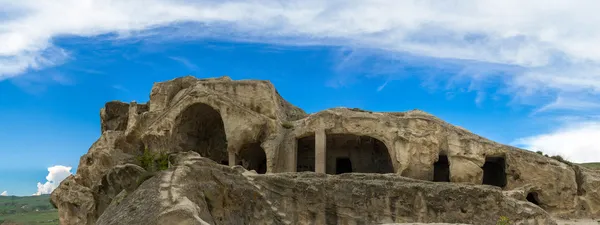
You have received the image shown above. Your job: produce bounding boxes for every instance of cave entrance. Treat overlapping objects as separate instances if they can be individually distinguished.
[433,155,450,182]
[526,192,541,206]
[482,156,507,188]
[326,134,394,175]
[335,157,353,174]
[172,103,228,165]
[238,143,267,174]
[296,135,315,172]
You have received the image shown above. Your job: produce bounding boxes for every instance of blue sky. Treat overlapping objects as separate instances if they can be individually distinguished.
[1,0,600,196]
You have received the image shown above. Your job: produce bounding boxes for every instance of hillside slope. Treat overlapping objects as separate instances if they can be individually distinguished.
[0,195,58,225]
[580,163,600,170]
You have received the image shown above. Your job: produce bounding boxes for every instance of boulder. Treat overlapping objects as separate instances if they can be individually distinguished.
[50,175,96,225]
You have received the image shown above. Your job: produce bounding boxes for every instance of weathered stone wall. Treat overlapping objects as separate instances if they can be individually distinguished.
[272,107,582,216]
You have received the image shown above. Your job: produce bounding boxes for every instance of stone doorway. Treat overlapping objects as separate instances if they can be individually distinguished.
[296,135,315,172]
[482,156,507,188]
[433,155,450,182]
[325,134,393,175]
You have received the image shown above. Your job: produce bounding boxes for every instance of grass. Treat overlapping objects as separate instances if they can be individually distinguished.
[0,211,58,225]
[496,216,510,225]
[580,163,600,170]
[0,195,58,225]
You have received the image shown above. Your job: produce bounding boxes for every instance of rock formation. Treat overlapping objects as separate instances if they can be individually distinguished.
[51,76,600,225]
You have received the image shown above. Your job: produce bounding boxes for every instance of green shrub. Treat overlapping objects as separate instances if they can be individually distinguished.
[156,151,169,171]
[550,155,572,165]
[536,151,543,155]
[497,216,510,225]
[281,122,293,129]
[137,148,155,171]
[137,147,170,172]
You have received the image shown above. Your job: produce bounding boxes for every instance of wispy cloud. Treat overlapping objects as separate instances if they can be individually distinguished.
[377,80,390,92]
[33,165,72,196]
[1,0,600,109]
[0,191,7,196]
[111,84,129,92]
[532,96,600,115]
[9,72,74,94]
[168,56,198,71]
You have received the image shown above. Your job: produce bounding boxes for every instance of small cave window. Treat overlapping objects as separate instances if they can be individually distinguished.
[482,156,507,188]
[433,155,450,182]
[336,157,353,174]
[526,192,541,206]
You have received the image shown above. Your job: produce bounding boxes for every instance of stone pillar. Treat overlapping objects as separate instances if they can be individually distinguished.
[315,130,326,173]
[229,151,236,167]
[289,139,298,172]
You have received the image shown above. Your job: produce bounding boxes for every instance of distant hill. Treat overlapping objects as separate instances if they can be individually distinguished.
[580,163,600,170]
[0,195,58,225]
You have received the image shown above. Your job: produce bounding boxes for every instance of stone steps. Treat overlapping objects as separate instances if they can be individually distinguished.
[243,174,291,225]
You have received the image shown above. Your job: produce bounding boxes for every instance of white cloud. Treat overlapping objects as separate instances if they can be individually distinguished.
[33,165,72,196]
[2,0,600,106]
[1,191,7,196]
[514,121,600,163]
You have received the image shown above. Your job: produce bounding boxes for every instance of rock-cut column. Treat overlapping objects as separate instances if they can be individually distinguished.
[229,151,236,167]
[315,130,326,173]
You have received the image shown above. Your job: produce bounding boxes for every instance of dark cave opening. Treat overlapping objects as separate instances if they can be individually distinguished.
[526,192,541,206]
[238,143,267,174]
[482,156,507,188]
[433,155,450,182]
[172,103,228,165]
[335,157,353,174]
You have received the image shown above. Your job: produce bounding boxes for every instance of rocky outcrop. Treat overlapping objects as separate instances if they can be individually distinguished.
[97,152,556,225]
[100,101,130,133]
[51,175,96,225]
[51,76,600,224]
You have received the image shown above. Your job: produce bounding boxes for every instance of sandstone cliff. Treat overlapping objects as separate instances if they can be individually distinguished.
[50,76,600,225]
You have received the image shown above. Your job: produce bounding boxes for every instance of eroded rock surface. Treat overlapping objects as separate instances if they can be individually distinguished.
[51,76,600,224]
[97,152,556,225]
